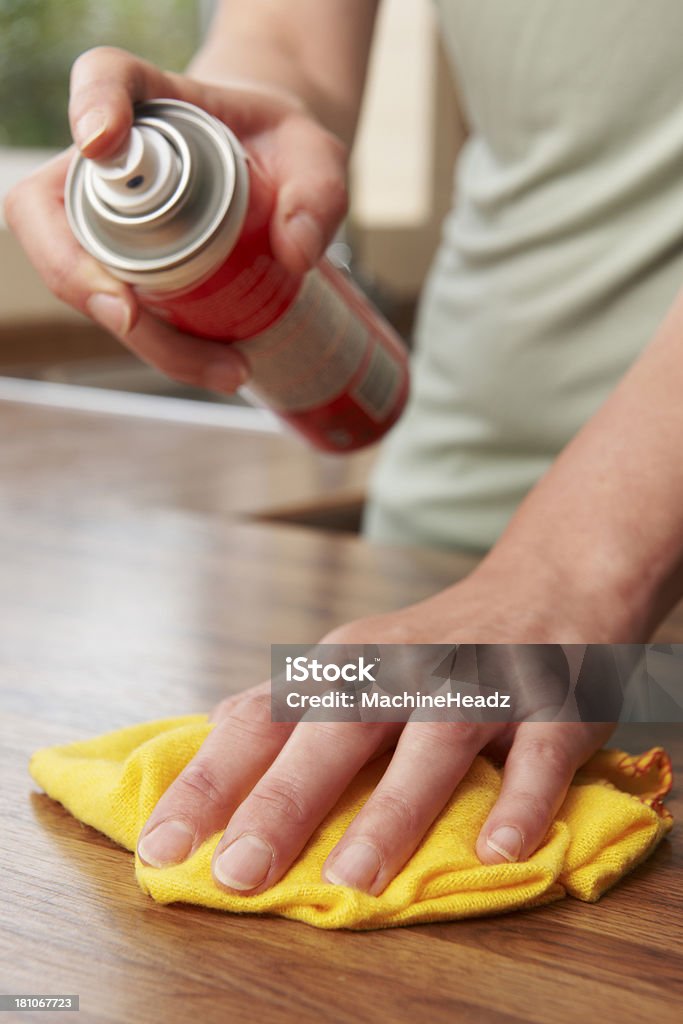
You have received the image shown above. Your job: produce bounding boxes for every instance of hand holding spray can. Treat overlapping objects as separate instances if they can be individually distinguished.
[65,99,409,451]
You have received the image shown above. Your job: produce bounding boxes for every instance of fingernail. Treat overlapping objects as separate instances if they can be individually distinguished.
[203,358,250,393]
[137,821,194,867]
[324,842,381,891]
[486,826,523,863]
[75,109,108,150]
[213,835,274,891]
[87,293,131,336]
[286,211,324,268]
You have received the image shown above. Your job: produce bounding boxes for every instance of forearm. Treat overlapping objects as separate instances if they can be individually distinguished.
[187,0,380,145]
[475,291,683,641]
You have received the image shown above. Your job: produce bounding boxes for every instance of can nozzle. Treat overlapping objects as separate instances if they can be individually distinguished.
[88,125,181,215]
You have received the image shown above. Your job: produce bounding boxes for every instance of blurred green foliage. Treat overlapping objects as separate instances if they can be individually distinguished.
[0,0,201,147]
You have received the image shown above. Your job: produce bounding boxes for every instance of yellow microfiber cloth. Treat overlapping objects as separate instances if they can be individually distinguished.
[29,715,673,930]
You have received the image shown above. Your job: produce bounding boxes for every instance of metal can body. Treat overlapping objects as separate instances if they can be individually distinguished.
[66,99,409,452]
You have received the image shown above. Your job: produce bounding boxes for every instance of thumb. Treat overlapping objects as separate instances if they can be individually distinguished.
[68,47,173,158]
[268,118,349,275]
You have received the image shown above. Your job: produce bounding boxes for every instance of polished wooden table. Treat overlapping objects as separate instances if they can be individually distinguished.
[0,387,681,1024]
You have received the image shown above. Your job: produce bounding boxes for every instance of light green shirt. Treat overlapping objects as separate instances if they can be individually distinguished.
[364,0,683,551]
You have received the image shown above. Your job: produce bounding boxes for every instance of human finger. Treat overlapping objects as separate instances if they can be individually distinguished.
[475,721,614,864]
[210,720,391,894]
[322,720,497,894]
[113,309,250,392]
[136,691,294,868]
[264,115,349,273]
[3,149,135,325]
[69,47,306,157]
[208,681,272,725]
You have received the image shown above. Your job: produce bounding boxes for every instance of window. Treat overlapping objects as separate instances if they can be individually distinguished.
[0,0,203,148]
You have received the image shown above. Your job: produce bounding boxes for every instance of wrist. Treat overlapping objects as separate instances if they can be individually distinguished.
[470,529,656,643]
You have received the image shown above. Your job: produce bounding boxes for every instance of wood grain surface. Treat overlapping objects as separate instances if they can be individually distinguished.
[0,391,374,525]
[0,398,681,1024]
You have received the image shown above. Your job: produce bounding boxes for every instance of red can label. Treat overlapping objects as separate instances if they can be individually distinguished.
[138,184,409,448]
[95,112,410,452]
[234,266,396,415]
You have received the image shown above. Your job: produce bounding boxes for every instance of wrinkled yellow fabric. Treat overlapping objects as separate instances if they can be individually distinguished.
[29,715,674,930]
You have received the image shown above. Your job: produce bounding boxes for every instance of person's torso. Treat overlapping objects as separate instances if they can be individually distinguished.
[365,0,683,551]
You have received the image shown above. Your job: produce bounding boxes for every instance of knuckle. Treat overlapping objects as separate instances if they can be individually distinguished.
[368,787,419,838]
[231,692,273,727]
[210,696,236,721]
[210,685,275,727]
[520,735,573,781]
[379,622,409,642]
[510,787,554,825]
[2,174,46,231]
[415,720,485,753]
[71,45,125,78]
[304,721,386,756]
[69,47,138,117]
[250,775,311,829]
[164,366,199,387]
[137,348,202,386]
[176,759,225,809]
[320,176,349,222]
[2,183,25,230]
[42,260,73,303]
[322,129,349,167]
[377,622,411,642]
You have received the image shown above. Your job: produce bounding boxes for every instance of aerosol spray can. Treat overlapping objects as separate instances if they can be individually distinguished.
[65,99,409,451]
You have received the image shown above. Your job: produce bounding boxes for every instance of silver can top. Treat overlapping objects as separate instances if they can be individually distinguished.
[65,98,249,285]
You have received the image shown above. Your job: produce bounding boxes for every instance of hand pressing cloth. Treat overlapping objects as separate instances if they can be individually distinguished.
[29,715,673,930]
